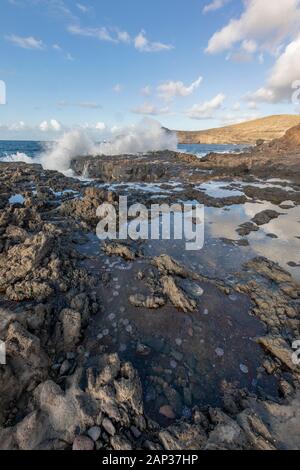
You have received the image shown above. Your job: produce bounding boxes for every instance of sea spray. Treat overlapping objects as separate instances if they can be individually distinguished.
[40,129,96,172]
[40,118,177,172]
[94,118,177,156]
[0,152,35,164]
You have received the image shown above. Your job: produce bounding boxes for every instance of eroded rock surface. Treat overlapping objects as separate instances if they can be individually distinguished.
[0,124,300,450]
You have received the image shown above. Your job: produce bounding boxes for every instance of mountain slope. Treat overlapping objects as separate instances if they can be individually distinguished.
[177,115,300,145]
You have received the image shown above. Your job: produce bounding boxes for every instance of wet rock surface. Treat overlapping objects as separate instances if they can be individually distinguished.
[0,123,300,450]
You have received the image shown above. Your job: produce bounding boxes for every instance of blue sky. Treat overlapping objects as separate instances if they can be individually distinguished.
[0,0,300,139]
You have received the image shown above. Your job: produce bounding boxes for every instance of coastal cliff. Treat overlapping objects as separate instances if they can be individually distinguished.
[176,114,300,145]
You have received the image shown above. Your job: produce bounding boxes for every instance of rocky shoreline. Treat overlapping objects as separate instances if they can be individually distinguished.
[0,124,300,450]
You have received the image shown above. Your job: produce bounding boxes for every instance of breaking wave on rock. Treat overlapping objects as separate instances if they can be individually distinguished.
[40,119,178,172]
[0,119,178,174]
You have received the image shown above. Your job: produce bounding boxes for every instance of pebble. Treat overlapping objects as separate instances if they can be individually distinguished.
[113,291,119,297]
[192,285,204,297]
[170,360,177,369]
[136,343,151,356]
[87,426,101,442]
[102,417,116,436]
[108,313,116,321]
[203,308,209,315]
[97,333,103,340]
[171,350,183,361]
[215,348,224,357]
[126,325,133,334]
[119,343,127,352]
[72,435,94,451]
[175,338,182,347]
[159,405,175,419]
[130,426,142,439]
[120,307,125,313]
[60,360,71,376]
[240,364,249,374]
[102,329,109,336]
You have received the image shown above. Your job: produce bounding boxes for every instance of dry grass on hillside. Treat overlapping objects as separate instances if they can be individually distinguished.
[177,115,300,145]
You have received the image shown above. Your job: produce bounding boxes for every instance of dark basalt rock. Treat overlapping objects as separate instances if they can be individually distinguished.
[70,150,199,183]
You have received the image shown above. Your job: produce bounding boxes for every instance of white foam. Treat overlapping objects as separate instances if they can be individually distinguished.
[40,118,177,173]
[1,152,34,164]
[40,130,96,172]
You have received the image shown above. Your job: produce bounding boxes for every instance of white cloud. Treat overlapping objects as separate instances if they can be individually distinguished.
[206,0,300,54]
[141,85,152,96]
[0,80,6,105]
[116,30,131,44]
[157,76,203,101]
[247,101,258,110]
[95,122,106,130]
[132,103,170,116]
[39,121,49,132]
[68,24,173,52]
[50,119,61,131]
[111,125,121,134]
[232,102,241,111]
[57,101,101,109]
[134,30,174,52]
[77,101,102,109]
[242,39,257,54]
[66,52,75,61]
[226,51,253,63]
[220,112,260,125]
[9,121,26,131]
[249,34,300,102]
[203,0,230,14]
[8,0,75,20]
[68,24,117,43]
[39,119,62,132]
[249,88,276,102]
[76,3,89,13]
[185,93,226,119]
[0,119,109,138]
[5,34,44,50]
[53,43,74,61]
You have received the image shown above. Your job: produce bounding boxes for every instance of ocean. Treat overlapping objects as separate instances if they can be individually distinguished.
[177,143,244,156]
[0,140,242,167]
[0,140,44,163]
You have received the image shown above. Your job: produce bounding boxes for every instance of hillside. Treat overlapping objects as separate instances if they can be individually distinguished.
[177,115,300,145]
